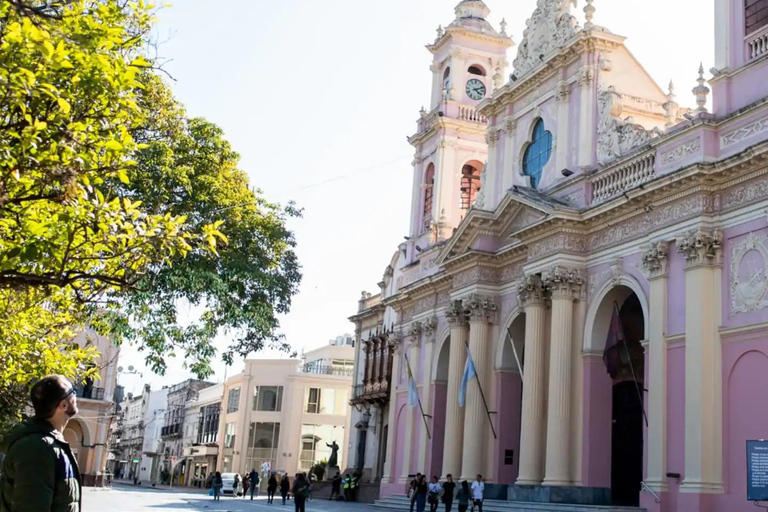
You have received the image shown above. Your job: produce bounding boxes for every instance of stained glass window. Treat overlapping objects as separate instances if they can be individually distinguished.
[522,120,552,189]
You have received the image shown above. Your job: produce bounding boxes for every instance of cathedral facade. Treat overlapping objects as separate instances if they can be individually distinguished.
[348,1,768,511]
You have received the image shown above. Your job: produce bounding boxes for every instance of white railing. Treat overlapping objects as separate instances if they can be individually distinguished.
[458,106,487,124]
[748,26,768,60]
[592,151,656,203]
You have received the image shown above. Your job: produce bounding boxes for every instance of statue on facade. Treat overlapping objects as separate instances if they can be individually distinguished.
[326,441,340,468]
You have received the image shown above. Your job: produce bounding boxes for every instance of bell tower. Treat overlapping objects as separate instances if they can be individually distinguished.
[407,0,514,242]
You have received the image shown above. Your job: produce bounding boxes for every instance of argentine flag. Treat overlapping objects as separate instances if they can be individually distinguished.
[458,345,476,407]
[406,356,419,408]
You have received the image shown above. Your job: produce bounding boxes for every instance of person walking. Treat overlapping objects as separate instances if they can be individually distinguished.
[243,474,250,498]
[428,476,442,512]
[292,473,310,512]
[0,375,81,512]
[267,473,278,503]
[414,474,428,512]
[470,475,484,512]
[409,472,422,512]
[442,474,456,512]
[329,472,342,501]
[212,472,223,501]
[280,474,291,505]
[249,469,260,500]
[456,481,471,512]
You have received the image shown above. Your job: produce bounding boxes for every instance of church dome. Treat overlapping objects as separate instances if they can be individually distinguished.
[448,0,498,35]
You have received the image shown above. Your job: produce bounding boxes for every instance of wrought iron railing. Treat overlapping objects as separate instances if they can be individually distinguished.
[298,364,353,377]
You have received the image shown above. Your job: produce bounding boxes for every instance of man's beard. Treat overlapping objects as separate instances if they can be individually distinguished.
[65,403,78,418]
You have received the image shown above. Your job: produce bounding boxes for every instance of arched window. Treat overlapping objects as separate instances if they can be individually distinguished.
[522,119,553,189]
[423,164,435,223]
[460,164,482,210]
[443,67,451,92]
[468,65,486,76]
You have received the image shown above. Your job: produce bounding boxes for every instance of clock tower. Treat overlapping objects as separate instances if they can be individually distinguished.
[407,0,513,243]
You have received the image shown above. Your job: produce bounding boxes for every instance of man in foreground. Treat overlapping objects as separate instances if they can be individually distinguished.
[0,375,82,512]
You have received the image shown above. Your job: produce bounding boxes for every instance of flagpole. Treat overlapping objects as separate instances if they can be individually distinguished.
[405,352,432,440]
[464,341,497,440]
[506,327,524,378]
[614,302,649,428]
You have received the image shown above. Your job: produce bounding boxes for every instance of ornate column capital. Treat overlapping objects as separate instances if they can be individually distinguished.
[462,294,498,324]
[678,229,722,269]
[423,316,438,340]
[518,274,546,307]
[387,331,403,350]
[407,321,423,346]
[429,62,441,73]
[543,266,584,301]
[555,81,571,103]
[577,65,595,87]
[643,241,671,279]
[485,128,500,147]
[446,300,467,327]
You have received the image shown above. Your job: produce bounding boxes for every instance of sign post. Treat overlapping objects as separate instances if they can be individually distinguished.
[747,440,768,502]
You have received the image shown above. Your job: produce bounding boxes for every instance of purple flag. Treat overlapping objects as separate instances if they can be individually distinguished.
[603,303,625,379]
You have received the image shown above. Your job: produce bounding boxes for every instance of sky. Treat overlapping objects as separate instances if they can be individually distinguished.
[116,0,715,395]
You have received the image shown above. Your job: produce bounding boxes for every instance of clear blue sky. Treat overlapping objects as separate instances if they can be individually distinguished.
[117,0,714,392]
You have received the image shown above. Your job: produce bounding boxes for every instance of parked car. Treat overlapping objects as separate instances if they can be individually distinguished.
[220,473,243,496]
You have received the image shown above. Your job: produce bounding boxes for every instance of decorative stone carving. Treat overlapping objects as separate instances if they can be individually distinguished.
[423,316,438,337]
[512,0,579,78]
[462,294,498,323]
[453,266,499,288]
[642,241,670,279]
[504,116,517,134]
[485,129,500,147]
[660,137,701,166]
[597,86,663,165]
[555,80,571,102]
[731,232,768,314]
[578,66,595,87]
[528,234,587,259]
[518,274,546,307]
[407,321,423,345]
[677,229,723,267]
[543,266,584,300]
[720,115,768,148]
[662,81,679,128]
[388,330,403,349]
[446,300,467,326]
[692,64,710,115]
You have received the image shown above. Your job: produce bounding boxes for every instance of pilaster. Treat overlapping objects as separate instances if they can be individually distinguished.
[443,301,468,478]
[418,317,438,473]
[461,294,497,481]
[400,322,422,483]
[382,331,402,483]
[483,128,500,209]
[643,241,671,492]
[435,141,457,229]
[555,81,571,173]
[543,267,583,486]
[502,117,518,190]
[516,275,550,485]
[678,229,725,495]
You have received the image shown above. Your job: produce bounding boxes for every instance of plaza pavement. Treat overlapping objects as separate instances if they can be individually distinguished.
[84,483,383,512]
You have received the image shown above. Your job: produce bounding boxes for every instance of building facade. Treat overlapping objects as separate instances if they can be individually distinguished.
[64,330,120,486]
[352,1,768,512]
[217,342,354,478]
[181,383,223,488]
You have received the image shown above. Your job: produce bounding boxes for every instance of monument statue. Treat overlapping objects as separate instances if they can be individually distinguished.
[326,441,340,468]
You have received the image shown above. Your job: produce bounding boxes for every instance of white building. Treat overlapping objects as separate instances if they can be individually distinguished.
[181,383,223,488]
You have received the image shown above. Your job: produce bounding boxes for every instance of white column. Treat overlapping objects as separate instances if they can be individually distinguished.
[502,117,519,190]
[443,302,468,478]
[679,230,725,494]
[570,288,587,486]
[643,242,670,492]
[400,324,422,482]
[435,141,457,228]
[418,319,438,473]
[430,62,443,110]
[577,64,596,168]
[382,333,403,483]
[516,276,549,485]
[543,267,582,486]
[448,48,466,102]
[460,295,496,481]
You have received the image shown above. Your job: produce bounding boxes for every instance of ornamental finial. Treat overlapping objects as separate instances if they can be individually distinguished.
[584,0,596,30]
[692,63,710,115]
[500,18,508,36]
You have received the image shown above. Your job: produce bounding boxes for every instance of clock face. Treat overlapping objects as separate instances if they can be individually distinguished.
[466,79,486,100]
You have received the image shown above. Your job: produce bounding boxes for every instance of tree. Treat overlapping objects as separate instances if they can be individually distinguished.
[108,74,301,378]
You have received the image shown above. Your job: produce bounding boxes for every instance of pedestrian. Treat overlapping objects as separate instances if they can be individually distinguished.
[329,472,342,501]
[456,481,470,512]
[409,472,422,512]
[470,475,484,512]
[212,472,223,501]
[428,475,442,512]
[243,474,250,498]
[415,474,428,512]
[268,472,278,503]
[343,473,351,501]
[280,474,291,505]
[349,472,358,502]
[292,473,310,512]
[249,468,260,500]
[0,375,81,512]
[307,472,314,501]
[442,474,456,512]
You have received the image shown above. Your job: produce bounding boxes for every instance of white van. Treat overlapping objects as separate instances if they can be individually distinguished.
[220,473,243,496]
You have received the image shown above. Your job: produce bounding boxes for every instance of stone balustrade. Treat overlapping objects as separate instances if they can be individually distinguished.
[592,150,656,203]
[748,25,768,61]
[458,105,488,124]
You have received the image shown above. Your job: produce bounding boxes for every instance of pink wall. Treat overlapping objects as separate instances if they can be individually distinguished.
[667,248,687,335]
[665,344,686,511]
[581,357,613,487]
[495,371,522,484]
[723,221,768,329]
[393,396,407,482]
[430,382,447,478]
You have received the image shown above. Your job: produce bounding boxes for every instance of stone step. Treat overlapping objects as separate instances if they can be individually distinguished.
[372,495,645,512]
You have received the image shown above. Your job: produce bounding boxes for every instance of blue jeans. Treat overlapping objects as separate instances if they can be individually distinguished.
[416,493,427,512]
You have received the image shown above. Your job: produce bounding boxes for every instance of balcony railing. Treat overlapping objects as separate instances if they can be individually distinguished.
[161,423,181,437]
[76,385,105,400]
[748,25,768,61]
[298,364,353,377]
[592,150,656,203]
[457,105,487,124]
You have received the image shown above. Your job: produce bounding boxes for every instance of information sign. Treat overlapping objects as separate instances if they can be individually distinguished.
[747,440,768,501]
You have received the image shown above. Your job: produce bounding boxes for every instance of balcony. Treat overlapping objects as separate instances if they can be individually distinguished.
[747,24,768,61]
[76,385,105,401]
[350,330,393,406]
[298,364,353,377]
[161,423,182,438]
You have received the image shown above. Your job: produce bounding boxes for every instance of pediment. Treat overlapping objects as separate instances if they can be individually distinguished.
[437,187,577,264]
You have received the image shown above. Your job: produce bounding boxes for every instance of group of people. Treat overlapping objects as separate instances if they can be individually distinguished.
[208,470,313,511]
[328,472,361,501]
[409,473,485,512]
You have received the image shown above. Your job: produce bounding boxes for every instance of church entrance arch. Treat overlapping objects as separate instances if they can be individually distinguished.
[430,332,450,476]
[495,311,525,484]
[584,285,646,506]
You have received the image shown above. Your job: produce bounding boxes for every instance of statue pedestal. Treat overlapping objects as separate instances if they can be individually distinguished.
[326,466,340,481]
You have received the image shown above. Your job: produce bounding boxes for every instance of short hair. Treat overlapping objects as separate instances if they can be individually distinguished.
[30,375,70,419]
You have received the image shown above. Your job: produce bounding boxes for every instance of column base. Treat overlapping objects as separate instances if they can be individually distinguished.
[542,479,573,487]
[515,478,543,486]
[643,478,669,493]
[677,488,722,512]
[679,480,725,494]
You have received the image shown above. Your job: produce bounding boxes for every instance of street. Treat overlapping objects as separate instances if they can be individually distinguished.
[84,484,382,512]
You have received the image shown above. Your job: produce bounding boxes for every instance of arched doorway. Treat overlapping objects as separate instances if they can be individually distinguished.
[430,333,450,476]
[63,419,89,474]
[496,312,525,484]
[585,285,646,507]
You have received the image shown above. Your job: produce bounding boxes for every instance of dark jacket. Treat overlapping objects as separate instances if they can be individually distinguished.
[0,417,81,512]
